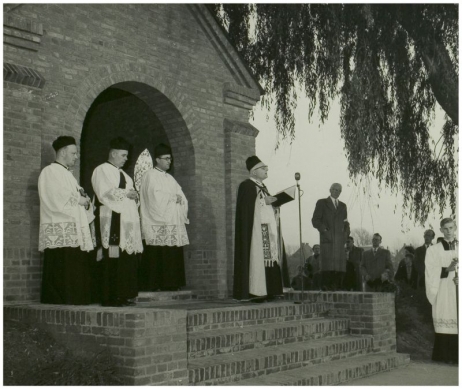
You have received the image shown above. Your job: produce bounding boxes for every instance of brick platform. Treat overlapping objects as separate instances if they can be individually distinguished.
[4,291,408,385]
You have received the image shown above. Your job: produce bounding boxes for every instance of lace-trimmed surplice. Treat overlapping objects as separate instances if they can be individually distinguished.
[91,162,143,255]
[140,168,189,247]
[38,163,94,252]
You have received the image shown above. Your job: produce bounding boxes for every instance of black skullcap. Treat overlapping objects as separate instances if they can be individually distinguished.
[52,136,76,152]
[109,137,131,151]
[154,143,172,158]
[246,156,262,171]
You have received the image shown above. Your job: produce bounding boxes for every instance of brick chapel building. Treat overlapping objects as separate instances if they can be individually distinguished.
[3,4,264,303]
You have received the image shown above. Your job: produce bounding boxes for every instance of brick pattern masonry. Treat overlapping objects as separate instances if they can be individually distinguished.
[4,291,408,385]
[3,4,263,302]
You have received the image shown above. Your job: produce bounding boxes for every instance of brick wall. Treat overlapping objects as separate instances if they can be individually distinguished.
[284,291,397,353]
[3,81,43,302]
[5,304,188,385]
[3,4,262,301]
[330,292,397,352]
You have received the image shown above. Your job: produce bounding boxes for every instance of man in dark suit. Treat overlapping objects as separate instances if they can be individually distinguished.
[344,236,364,291]
[312,183,350,290]
[360,233,394,292]
[413,229,435,289]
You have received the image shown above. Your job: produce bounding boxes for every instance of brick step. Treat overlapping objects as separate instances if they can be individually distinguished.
[188,317,350,359]
[135,290,193,302]
[187,301,330,332]
[224,351,410,386]
[188,335,372,385]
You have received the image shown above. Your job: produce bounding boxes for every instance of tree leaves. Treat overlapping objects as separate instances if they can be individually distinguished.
[209,4,458,225]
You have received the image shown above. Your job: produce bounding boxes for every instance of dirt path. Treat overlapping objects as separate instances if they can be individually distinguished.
[340,360,458,386]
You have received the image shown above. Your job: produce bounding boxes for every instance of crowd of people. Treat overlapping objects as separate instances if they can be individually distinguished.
[38,136,188,307]
[289,182,458,365]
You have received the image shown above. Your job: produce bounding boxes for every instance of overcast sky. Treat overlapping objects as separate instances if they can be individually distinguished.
[252,95,457,252]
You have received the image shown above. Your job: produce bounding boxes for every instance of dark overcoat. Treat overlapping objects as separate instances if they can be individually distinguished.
[311,197,348,272]
[413,244,428,288]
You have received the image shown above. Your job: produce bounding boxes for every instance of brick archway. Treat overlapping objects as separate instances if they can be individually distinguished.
[64,64,203,291]
[64,63,198,183]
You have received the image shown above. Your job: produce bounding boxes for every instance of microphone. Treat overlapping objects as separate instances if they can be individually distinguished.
[295,172,301,181]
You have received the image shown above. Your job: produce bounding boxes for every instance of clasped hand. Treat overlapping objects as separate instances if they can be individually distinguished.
[78,195,90,209]
[126,189,139,201]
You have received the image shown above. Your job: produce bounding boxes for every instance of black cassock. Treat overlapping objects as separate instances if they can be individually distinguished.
[233,179,289,300]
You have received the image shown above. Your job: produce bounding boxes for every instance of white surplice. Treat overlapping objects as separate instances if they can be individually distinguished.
[91,162,143,254]
[140,168,189,247]
[425,242,458,334]
[248,180,280,297]
[38,163,94,252]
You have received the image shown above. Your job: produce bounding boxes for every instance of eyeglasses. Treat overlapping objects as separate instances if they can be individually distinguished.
[158,157,172,161]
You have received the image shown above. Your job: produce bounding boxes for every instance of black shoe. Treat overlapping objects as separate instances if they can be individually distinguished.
[115,297,136,306]
[161,287,180,291]
[252,297,266,303]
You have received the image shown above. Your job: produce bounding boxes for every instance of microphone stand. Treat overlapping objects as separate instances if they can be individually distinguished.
[297,178,304,304]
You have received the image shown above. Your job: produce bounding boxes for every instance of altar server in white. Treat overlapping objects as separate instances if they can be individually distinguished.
[425,217,458,364]
[139,143,188,291]
[92,137,143,306]
[39,136,94,305]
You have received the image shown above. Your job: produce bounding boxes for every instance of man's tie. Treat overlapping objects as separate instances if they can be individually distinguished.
[334,199,338,209]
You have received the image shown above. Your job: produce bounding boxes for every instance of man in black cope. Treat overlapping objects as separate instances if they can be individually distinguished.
[233,156,289,302]
[91,137,143,307]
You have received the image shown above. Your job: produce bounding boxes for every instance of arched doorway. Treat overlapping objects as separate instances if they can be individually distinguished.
[80,81,196,288]
[80,81,195,199]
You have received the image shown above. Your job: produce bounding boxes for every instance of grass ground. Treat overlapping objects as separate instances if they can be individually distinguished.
[3,286,436,385]
[394,282,435,360]
[3,319,122,386]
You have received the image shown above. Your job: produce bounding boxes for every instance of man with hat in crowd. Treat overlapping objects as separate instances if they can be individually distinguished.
[38,135,94,305]
[233,155,289,302]
[139,143,188,291]
[91,137,143,307]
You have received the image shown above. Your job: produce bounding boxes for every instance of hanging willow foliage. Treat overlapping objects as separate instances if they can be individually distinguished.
[208,3,458,225]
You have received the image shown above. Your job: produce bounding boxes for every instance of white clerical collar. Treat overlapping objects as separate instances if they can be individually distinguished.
[106,161,120,170]
[250,177,264,187]
[53,161,69,170]
[155,167,167,174]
